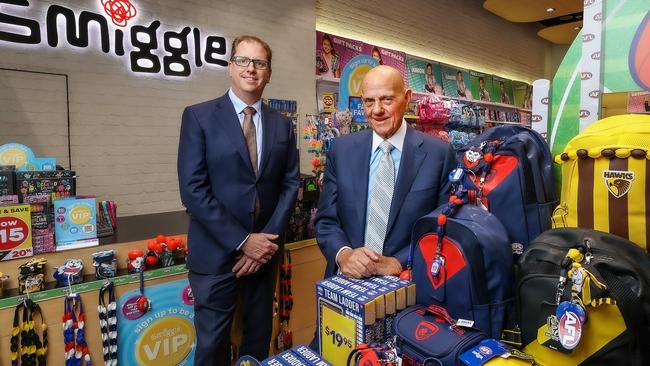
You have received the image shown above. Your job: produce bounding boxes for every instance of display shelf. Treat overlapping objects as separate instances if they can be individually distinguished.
[411,91,532,113]
[485,119,530,127]
[316,75,340,86]
[0,263,187,310]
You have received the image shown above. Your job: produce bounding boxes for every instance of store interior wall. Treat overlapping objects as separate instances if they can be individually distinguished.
[0,0,317,216]
[315,0,551,83]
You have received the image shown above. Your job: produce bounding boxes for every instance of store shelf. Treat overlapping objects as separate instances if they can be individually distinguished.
[316,76,340,86]
[0,264,187,310]
[485,119,530,127]
[411,91,532,113]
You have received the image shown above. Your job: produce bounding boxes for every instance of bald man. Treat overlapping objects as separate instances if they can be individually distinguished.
[316,65,456,279]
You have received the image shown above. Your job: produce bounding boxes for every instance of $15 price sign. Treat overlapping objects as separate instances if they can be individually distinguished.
[0,204,33,261]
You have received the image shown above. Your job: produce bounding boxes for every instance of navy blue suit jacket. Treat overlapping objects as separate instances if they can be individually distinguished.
[316,126,455,278]
[177,93,299,275]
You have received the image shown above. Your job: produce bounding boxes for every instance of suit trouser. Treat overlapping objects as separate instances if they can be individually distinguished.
[189,252,280,365]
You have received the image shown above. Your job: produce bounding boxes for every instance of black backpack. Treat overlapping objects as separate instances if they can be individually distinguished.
[514,228,650,366]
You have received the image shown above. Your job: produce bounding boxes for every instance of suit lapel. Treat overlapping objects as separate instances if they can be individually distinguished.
[354,131,372,237]
[387,127,426,233]
[214,94,253,171]
[258,103,275,180]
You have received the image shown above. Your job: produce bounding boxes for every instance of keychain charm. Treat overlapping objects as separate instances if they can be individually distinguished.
[430,256,444,277]
[556,301,586,350]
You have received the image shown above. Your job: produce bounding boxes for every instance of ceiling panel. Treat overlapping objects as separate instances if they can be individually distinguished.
[484,0,583,23]
[537,20,583,44]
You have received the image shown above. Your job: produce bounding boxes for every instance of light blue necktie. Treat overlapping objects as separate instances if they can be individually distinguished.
[364,140,395,254]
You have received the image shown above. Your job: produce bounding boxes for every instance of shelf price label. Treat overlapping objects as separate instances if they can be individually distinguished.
[320,304,356,366]
[0,204,33,261]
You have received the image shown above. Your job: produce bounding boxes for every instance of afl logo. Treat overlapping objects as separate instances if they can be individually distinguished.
[581,72,593,80]
[582,34,595,42]
[594,12,602,21]
[479,346,493,355]
[541,97,549,104]
[591,52,601,60]
[558,311,582,350]
[531,115,543,122]
[584,0,595,6]
[580,110,590,118]
[589,90,600,98]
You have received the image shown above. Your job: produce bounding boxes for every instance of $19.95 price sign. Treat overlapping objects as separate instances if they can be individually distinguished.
[0,204,33,261]
[320,304,356,366]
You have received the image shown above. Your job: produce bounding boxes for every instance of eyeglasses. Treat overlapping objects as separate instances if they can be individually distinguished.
[230,56,270,70]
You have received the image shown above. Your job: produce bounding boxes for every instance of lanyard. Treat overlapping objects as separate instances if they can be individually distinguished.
[98,281,118,366]
[63,296,92,366]
[11,298,48,366]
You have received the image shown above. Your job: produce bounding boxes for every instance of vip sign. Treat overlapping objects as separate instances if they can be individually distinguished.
[0,0,228,77]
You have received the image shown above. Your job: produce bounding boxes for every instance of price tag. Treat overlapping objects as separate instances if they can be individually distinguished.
[320,304,356,366]
[0,204,33,261]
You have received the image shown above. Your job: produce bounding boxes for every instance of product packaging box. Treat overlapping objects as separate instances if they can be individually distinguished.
[24,195,54,254]
[255,346,331,366]
[0,204,33,261]
[54,197,98,250]
[317,276,376,365]
[16,170,76,202]
[0,166,16,196]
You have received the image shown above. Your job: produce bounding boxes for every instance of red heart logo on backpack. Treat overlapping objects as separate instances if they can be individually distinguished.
[418,234,466,289]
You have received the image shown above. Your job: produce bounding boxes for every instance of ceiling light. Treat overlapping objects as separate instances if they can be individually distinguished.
[546,7,556,12]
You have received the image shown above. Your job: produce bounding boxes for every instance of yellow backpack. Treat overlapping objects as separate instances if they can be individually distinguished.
[553,114,650,251]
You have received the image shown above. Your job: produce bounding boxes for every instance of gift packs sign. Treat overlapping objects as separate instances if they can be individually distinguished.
[118,279,196,366]
[54,198,98,250]
[0,204,33,261]
[0,143,56,171]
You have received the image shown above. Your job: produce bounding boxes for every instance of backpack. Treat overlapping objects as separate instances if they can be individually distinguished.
[456,126,557,255]
[552,114,650,252]
[407,198,514,339]
[393,304,486,366]
[514,227,650,366]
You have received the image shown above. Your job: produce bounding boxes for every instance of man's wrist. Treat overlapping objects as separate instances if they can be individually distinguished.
[335,246,352,267]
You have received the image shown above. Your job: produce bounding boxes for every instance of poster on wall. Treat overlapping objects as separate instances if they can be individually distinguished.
[512,81,533,109]
[469,71,493,102]
[361,44,408,84]
[441,65,473,99]
[407,57,443,94]
[118,279,196,366]
[337,55,379,112]
[491,76,514,105]
[628,91,650,113]
[316,32,363,79]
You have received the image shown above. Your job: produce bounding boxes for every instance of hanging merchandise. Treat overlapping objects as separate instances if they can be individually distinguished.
[126,250,144,274]
[416,95,450,125]
[11,298,48,366]
[513,228,650,366]
[276,251,294,351]
[304,115,339,179]
[552,114,650,252]
[135,257,151,313]
[98,281,117,366]
[54,259,85,287]
[91,250,117,279]
[332,110,353,136]
[63,294,92,366]
[455,126,557,256]
[18,258,47,295]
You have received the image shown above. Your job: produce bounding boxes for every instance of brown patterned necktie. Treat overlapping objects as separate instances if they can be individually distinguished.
[243,106,258,175]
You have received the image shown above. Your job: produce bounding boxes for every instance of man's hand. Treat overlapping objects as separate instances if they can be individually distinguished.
[232,254,261,277]
[241,233,279,263]
[372,255,402,276]
[337,247,380,279]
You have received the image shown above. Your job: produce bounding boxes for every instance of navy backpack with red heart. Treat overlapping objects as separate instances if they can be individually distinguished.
[456,126,557,256]
[406,196,514,339]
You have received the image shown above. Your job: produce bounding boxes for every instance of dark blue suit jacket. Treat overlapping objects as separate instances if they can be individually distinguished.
[316,126,455,277]
[177,93,299,275]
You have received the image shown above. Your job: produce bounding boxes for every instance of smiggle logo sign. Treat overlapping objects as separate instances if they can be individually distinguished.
[0,0,228,77]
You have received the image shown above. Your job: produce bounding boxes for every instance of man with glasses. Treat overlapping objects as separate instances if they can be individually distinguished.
[178,35,299,365]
